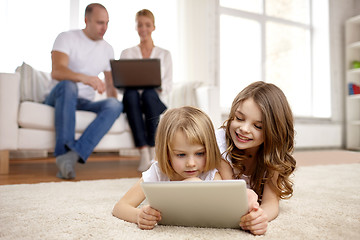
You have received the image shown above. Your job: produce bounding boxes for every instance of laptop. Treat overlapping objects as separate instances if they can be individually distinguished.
[110,59,161,89]
[141,180,248,228]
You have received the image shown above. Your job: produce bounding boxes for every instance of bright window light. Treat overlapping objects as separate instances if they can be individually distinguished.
[219,0,331,118]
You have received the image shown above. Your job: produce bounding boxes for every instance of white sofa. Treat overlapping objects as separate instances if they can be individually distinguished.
[0,63,220,174]
[0,68,135,174]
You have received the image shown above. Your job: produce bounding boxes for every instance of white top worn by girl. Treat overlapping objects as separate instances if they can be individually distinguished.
[142,161,218,182]
[215,128,251,188]
[120,46,173,104]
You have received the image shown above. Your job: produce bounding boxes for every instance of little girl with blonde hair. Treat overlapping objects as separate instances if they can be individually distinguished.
[112,106,222,229]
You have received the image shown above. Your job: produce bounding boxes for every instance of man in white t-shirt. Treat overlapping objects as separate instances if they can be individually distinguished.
[44,3,122,179]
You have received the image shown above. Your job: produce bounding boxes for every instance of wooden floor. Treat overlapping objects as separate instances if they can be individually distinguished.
[0,150,359,185]
[0,153,142,185]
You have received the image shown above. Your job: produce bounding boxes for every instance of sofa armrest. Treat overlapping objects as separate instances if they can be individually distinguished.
[0,72,20,150]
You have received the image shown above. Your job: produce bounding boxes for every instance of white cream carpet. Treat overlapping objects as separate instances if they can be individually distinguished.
[1,164,359,240]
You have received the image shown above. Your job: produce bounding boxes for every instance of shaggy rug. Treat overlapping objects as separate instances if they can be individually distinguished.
[0,164,359,240]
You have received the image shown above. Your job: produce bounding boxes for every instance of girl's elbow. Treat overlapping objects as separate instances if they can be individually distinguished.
[272,206,280,220]
[261,200,280,221]
[270,205,280,221]
[112,202,122,219]
[112,206,119,218]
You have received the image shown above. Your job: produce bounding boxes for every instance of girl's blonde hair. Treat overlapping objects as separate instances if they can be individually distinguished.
[223,81,296,200]
[136,9,155,26]
[155,106,221,180]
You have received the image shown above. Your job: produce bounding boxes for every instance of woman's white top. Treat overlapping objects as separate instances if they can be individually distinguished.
[215,128,251,188]
[142,161,218,182]
[120,46,173,104]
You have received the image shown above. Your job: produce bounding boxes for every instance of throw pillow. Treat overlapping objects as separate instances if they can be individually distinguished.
[15,62,51,103]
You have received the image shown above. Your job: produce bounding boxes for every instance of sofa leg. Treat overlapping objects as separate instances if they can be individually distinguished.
[0,150,9,174]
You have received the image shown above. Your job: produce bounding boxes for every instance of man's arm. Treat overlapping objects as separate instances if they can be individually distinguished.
[104,71,117,98]
[51,51,105,94]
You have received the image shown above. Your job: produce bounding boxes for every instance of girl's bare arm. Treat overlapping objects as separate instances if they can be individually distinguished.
[259,174,280,221]
[240,173,279,235]
[217,159,234,180]
[112,178,161,229]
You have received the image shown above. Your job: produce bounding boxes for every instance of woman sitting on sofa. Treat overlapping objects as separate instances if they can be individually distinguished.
[120,9,173,172]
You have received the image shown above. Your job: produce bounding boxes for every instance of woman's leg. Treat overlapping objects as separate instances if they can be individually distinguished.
[123,89,150,171]
[142,89,167,147]
[123,89,147,147]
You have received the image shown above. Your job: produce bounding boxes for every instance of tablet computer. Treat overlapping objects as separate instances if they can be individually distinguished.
[141,180,248,228]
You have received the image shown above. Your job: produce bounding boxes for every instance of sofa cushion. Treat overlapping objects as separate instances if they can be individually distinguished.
[17,128,135,150]
[18,101,129,134]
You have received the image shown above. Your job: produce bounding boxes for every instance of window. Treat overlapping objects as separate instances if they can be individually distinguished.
[219,0,330,118]
[219,15,261,109]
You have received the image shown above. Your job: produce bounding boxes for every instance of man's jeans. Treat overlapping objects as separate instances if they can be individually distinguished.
[44,80,123,162]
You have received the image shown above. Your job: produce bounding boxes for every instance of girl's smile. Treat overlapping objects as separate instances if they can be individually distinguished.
[230,98,264,152]
[235,132,253,142]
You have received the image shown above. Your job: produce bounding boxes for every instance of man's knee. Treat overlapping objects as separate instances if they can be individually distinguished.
[105,98,123,117]
[56,80,78,97]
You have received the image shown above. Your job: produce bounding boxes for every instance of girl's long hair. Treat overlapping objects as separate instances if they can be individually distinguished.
[223,81,296,199]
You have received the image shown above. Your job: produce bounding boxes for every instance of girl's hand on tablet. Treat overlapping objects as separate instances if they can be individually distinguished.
[182,177,202,182]
[137,205,162,230]
[239,206,268,235]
